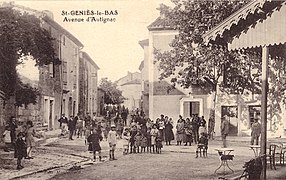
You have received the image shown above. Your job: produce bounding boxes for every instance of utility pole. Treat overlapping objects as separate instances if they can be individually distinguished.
[260,46,269,180]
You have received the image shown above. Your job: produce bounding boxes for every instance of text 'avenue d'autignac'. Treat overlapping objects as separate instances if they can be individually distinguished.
[61,10,118,23]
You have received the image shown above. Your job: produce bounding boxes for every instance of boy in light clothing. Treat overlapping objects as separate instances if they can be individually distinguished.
[108,124,117,160]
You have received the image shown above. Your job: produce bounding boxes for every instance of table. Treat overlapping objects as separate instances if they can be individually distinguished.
[214,148,235,175]
[249,145,261,157]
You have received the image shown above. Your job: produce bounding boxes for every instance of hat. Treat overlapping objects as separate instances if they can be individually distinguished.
[111,124,116,128]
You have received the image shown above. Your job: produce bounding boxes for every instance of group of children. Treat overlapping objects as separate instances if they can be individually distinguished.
[122,124,163,155]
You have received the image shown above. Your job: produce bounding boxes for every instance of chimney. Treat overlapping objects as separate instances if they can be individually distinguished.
[42,10,54,20]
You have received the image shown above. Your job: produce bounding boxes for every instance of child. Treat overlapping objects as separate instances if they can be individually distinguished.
[101,119,107,141]
[141,133,147,153]
[122,129,130,155]
[155,130,163,154]
[107,124,117,160]
[129,124,137,153]
[150,124,158,153]
[196,132,208,158]
[134,131,142,153]
[3,126,11,152]
[14,132,27,170]
[146,128,151,153]
[87,128,103,162]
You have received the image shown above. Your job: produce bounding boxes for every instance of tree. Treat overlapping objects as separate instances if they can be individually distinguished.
[15,78,39,107]
[155,0,256,93]
[0,7,59,106]
[99,78,125,105]
[155,0,286,133]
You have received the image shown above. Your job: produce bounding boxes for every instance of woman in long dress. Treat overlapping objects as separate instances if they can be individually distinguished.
[164,118,174,145]
[176,118,185,146]
[25,121,36,159]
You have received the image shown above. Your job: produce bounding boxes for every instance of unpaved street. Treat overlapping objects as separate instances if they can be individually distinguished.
[1,136,285,180]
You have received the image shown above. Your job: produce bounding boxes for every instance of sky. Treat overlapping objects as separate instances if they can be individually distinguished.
[11,0,174,81]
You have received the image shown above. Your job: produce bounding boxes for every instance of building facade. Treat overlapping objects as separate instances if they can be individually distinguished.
[116,72,142,111]
[39,14,84,130]
[145,14,212,127]
[2,2,84,130]
[78,51,100,116]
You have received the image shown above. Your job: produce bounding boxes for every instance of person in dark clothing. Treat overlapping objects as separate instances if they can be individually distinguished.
[192,114,200,144]
[58,114,68,136]
[196,132,209,158]
[68,116,75,140]
[9,116,17,146]
[15,132,27,170]
[164,118,174,145]
[85,112,92,128]
[200,116,207,127]
[87,128,103,162]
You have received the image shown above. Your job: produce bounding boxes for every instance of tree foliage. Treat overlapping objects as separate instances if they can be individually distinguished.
[155,0,257,95]
[0,7,59,96]
[99,78,125,105]
[15,78,39,107]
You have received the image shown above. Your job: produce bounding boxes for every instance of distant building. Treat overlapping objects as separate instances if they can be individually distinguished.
[138,39,149,117]
[146,13,211,122]
[78,51,100,116]
[116,72,142,111]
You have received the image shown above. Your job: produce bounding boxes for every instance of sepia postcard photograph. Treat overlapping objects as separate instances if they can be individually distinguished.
[0,0,286,179]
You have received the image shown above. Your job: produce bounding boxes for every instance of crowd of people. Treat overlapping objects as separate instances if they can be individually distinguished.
[1,106,262,170]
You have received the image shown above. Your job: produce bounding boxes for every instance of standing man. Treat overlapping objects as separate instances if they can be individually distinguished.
[221,116,229,148]
[251,118,261,145]
[68,115,75,140]
[9,116,17,147]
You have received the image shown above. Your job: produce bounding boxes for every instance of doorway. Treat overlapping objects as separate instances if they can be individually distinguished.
[221,106,238,136]
[183,101,200,117]
[49,100,54,130]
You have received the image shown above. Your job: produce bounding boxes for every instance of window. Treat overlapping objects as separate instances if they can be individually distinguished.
[48,63,54,78]
[62,61,67,86]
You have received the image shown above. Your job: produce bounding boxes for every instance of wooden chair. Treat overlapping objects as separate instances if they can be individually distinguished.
[275,143,285,166]
[266,144,277,170]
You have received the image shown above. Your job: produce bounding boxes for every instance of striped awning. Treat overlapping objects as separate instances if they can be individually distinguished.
[203,0,266,44]
[228,2,286,50]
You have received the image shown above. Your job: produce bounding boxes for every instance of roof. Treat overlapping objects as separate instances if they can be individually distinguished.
[203,0,286,45]
[43,16,84,47]
[80,51,100,70]
[148,16,176,31]
[3,2,84,48]
[120,79,141,86]
[228,2,286,50]
[138,39,149,48]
